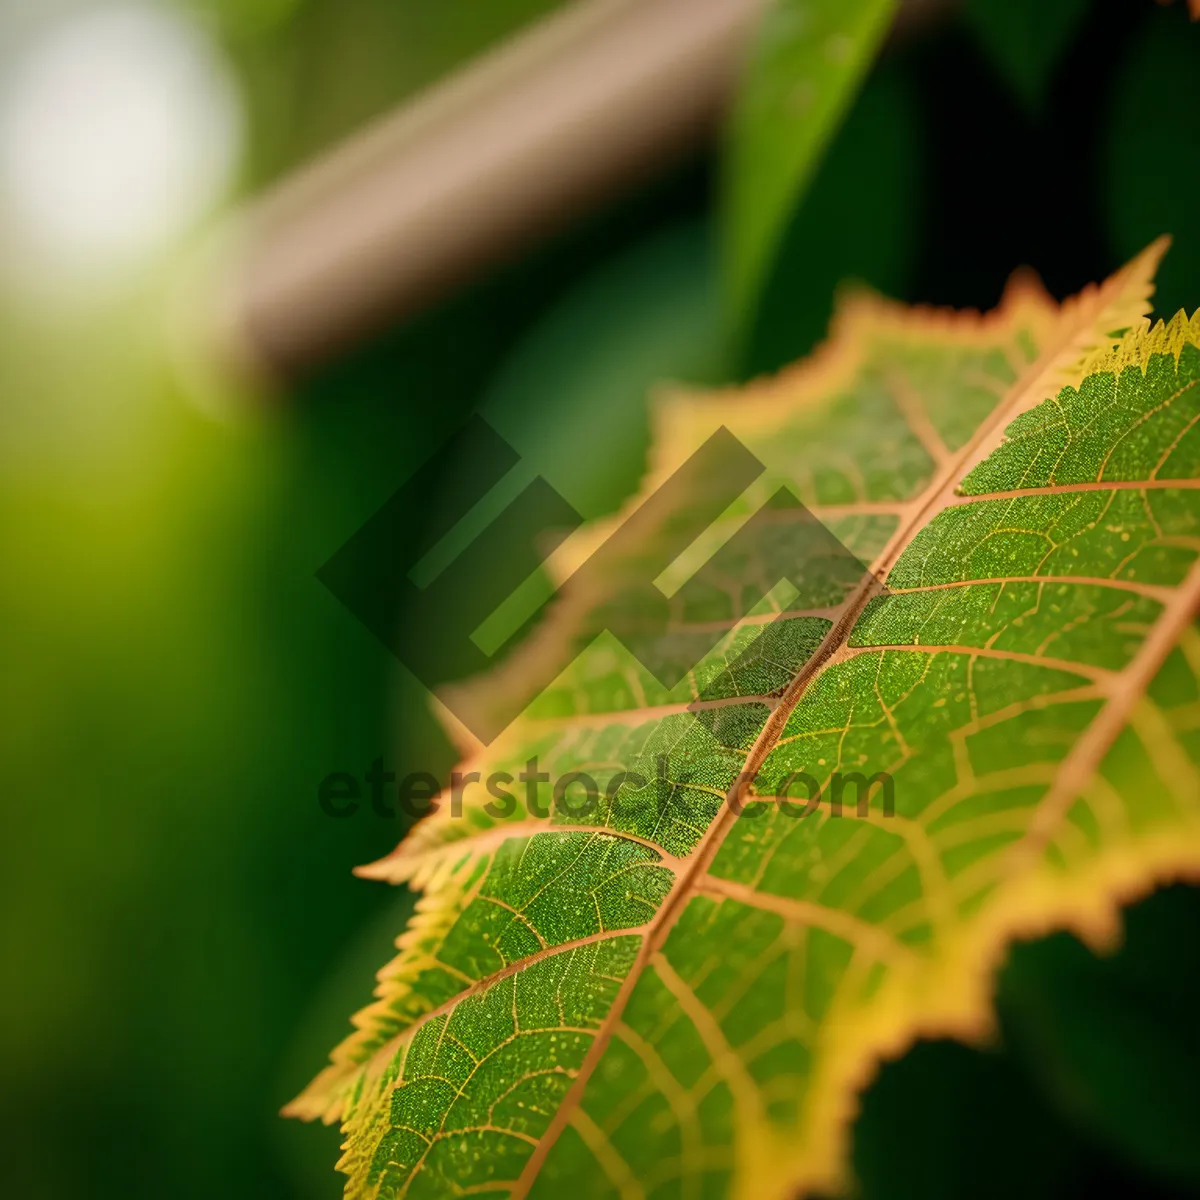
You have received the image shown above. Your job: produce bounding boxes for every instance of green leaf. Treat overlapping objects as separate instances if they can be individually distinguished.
[723,0,899,346]
[741,58,922,377]
[291,238,1200,1199]
[961,0,1089,115]
[480,222,725,523]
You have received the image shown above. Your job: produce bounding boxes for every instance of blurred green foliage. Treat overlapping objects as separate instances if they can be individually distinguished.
[1107,0,1200,324]
[742,58,923,376]
[852,886,1200,1200]
[213,0,567,185]
[481,221,725,522]
[962,0,1090,115]
[0,5,571,1198]
[722,0,897,346]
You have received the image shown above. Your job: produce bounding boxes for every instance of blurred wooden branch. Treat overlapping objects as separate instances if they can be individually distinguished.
[204,0,951,381]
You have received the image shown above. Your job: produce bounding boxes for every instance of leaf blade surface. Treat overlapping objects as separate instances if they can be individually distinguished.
[295,240,1200,1200]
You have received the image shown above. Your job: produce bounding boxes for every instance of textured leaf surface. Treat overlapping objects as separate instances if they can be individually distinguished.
[292,239,1200,1199]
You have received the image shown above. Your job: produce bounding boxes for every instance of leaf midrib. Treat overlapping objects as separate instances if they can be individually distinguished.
[512,241,1180,1193]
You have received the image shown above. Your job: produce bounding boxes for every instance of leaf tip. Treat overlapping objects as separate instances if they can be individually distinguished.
[999,263,1053,309]
[281,1073,343,1125]
[353,855,401,882]
[1139,231,1172,274]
